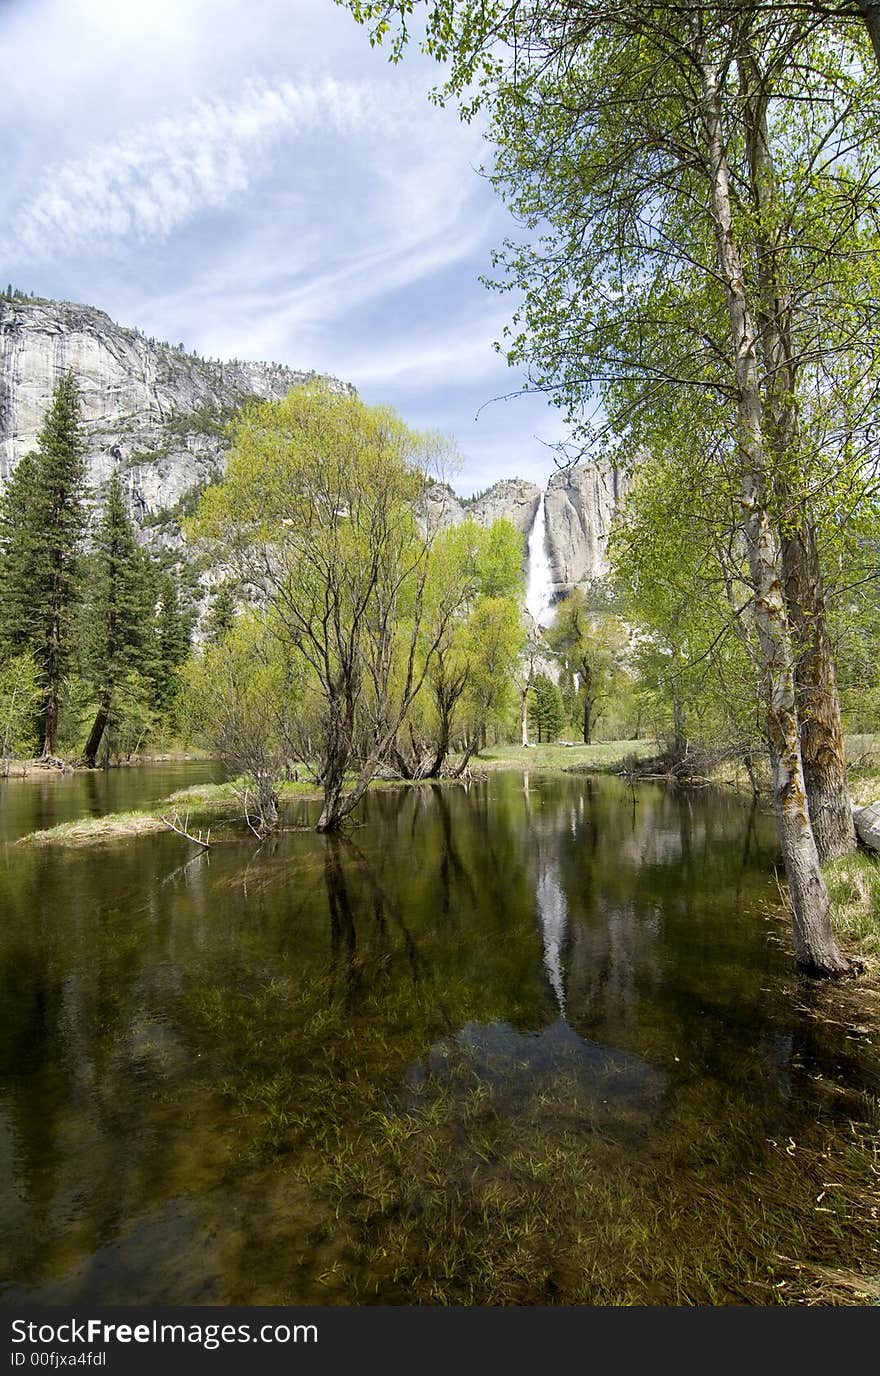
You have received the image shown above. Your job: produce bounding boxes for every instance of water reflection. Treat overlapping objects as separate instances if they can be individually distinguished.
[537,865,568,1016]
[0,767,878,1304]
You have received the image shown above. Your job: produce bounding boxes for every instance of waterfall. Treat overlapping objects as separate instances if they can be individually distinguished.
[525,492,556,627]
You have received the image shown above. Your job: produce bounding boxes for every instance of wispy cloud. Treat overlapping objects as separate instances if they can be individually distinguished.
[0,0,569,492]
[4,77,377,260]
[329,310,515,392]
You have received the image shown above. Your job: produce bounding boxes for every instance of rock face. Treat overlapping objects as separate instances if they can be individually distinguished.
[424,477,541,536]
[0,298,351,528]
[427,468,618,606]
[0,296,622,592]
[469,477,542,536]
[544,463,621,596]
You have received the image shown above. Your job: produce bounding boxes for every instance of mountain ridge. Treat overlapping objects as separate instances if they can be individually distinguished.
[0,295,619,591]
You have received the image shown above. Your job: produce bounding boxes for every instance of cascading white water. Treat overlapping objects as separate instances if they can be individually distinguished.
[525,491,556,627]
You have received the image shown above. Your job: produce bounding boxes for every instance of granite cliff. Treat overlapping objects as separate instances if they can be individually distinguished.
[427,464,620,601]
[0,297,352,537]
[0,296,620,591]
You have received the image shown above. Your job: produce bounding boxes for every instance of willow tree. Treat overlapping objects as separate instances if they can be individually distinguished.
[397,516,524,777]
[546,589,627,744]
[184,613,301,832]
[192,383,465,831]
[339,1,880,975]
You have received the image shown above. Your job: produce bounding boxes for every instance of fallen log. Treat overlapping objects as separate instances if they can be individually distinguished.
[852,801,880,853]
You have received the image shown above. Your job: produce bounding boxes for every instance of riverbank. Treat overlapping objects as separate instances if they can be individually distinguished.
[2,748,214,778]
[462,738,655,773]
[13,742,656,846]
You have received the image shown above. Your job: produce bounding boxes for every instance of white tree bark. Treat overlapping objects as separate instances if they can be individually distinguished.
[695,23,850,976]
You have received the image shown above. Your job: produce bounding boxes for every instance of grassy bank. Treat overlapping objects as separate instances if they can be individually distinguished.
[15,777,328,847]
[463,738,654,773]
[18,812,169,844]
[825,855,880,963]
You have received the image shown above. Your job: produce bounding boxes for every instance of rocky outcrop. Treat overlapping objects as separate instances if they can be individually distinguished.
[0,298,351,529]
[544,463,621,596]
[426,468,619,607]
[468,477,541,536]
[423,477,541,536]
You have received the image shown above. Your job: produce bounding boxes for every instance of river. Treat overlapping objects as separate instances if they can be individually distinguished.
[0,766,877,1304]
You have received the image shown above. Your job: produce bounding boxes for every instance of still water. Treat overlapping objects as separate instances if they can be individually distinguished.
[0,767,877,1304]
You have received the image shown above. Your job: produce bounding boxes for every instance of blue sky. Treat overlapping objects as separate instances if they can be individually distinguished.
[0,0,572,494]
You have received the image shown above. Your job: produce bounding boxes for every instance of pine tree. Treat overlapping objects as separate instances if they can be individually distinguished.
[528,673,564,744]
[0,372,87,755]
[81,474,152,766]
[0,452,41,654]
[148,572,194,727]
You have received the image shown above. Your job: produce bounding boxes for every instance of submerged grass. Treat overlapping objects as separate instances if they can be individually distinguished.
[15,777,326,846]
[188,959,880,1307]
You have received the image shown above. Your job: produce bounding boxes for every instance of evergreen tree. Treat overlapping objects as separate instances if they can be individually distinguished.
[0,371,87,755]
[0,452,41,654]
[528,673,564,744]
[148,572,193,726]
[81,474,152,766]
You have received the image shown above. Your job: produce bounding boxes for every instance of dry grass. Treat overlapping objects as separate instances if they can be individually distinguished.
[825,852,880,961]
[17,811,167,846]
[467,739,654,773]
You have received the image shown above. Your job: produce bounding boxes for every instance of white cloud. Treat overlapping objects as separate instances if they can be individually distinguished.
[3,77,381,260]
[329,310,514,391]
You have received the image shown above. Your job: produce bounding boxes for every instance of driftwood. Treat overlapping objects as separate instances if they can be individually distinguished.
[159,810,211,848]
[852,802,880,854]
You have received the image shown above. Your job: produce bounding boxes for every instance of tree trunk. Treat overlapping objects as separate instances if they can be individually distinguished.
[317,719,349,831]
[427,707,452,777]
[453,727,483,777]
[582,695,592,745]
[697,30,850,977]
[672,688,686,758]
[259,786,279,831]
[84,689,113,768]
[737,44,855,866]
[317,772,346,832]
[781,526,855,862]
[521,689,529,747]
[859,1,880,69]
[41,684,58,758]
